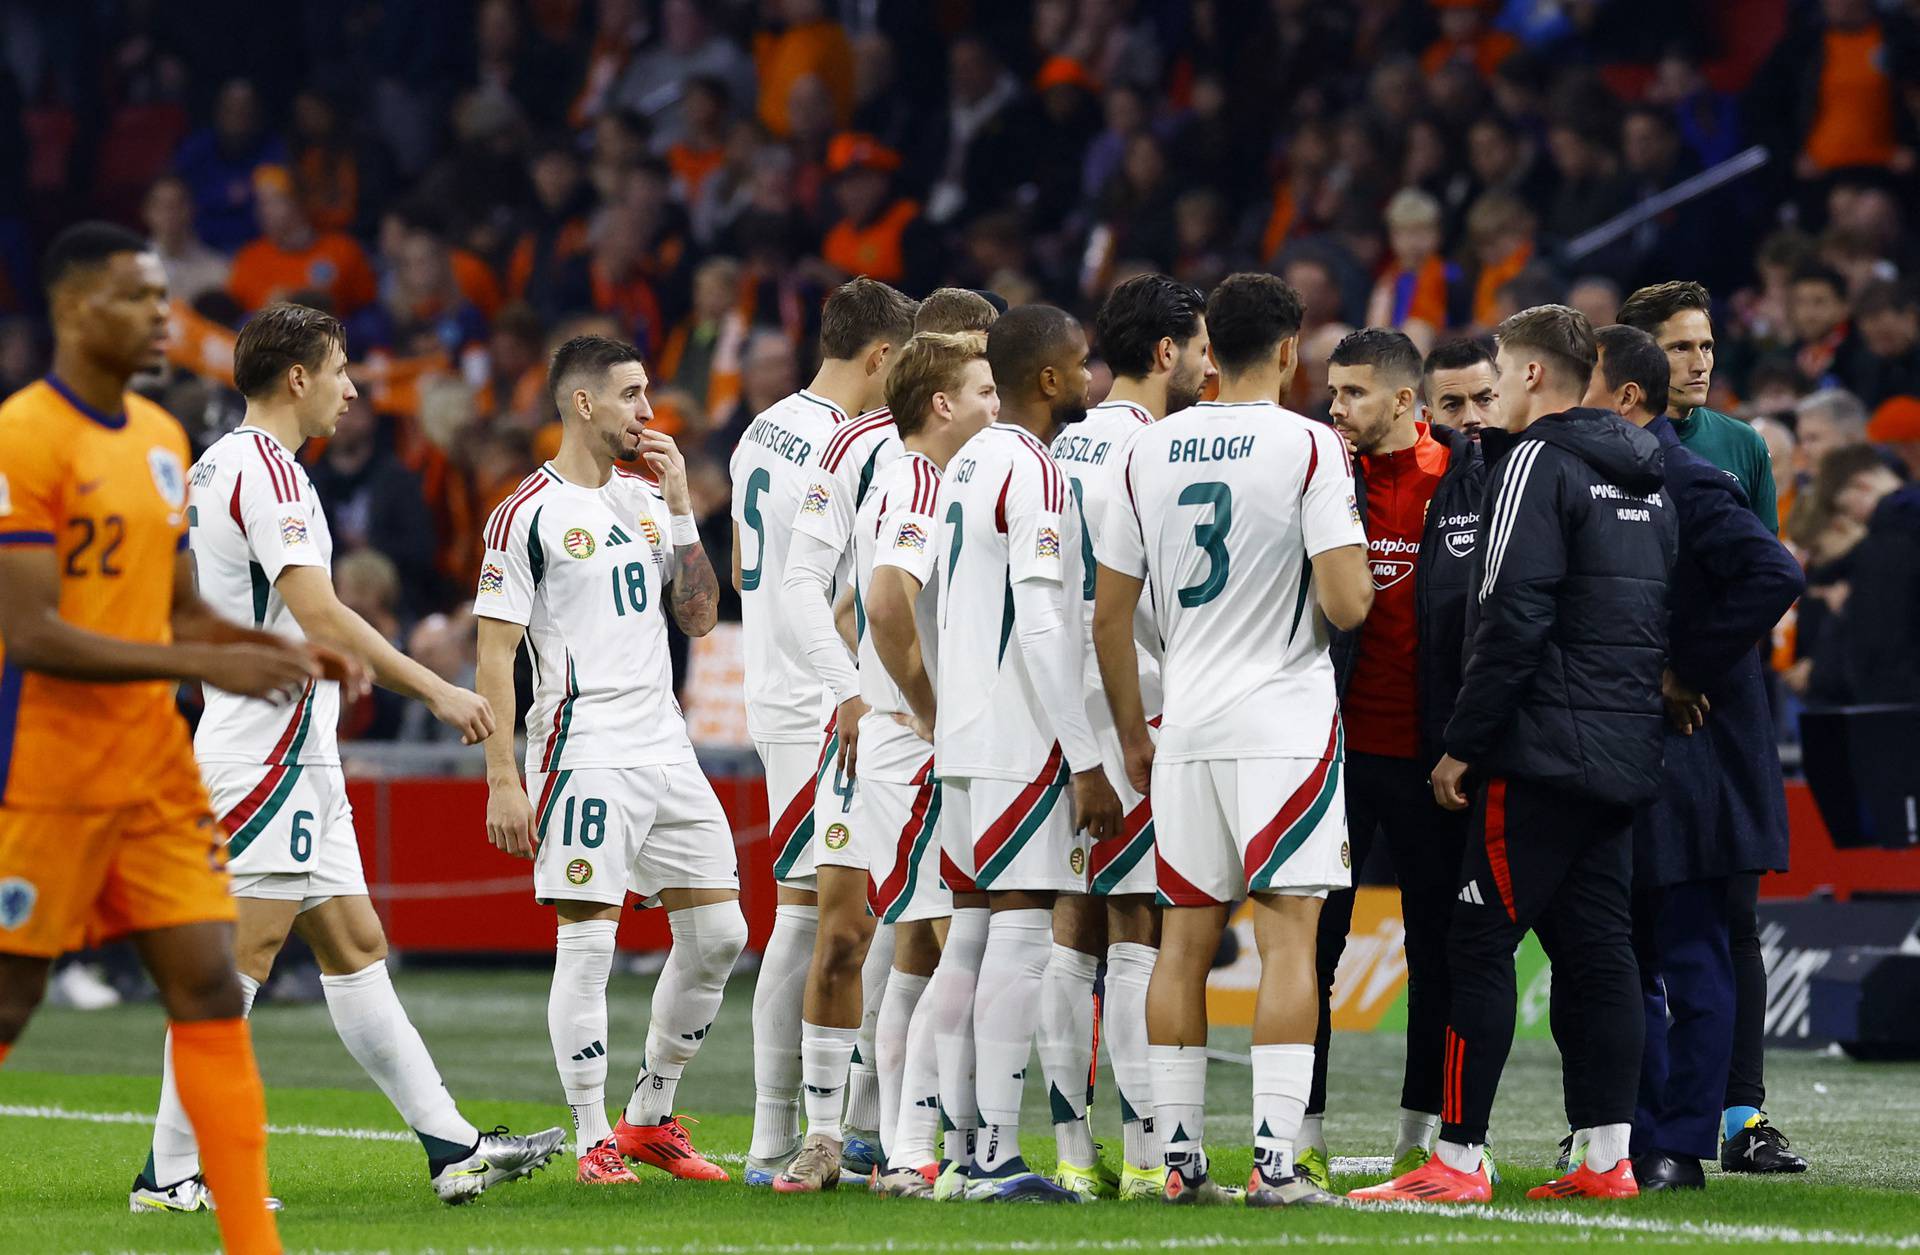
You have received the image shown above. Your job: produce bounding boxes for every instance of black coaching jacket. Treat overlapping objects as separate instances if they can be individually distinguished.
[1330,422,1488,767]
[1443,407,1679,809]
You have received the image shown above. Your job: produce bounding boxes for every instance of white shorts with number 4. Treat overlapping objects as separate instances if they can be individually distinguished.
[207,761,367,911]
[530,762,738,907]
[1151,724,1350,905]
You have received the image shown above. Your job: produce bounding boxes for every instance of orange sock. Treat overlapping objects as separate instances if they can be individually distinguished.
[171,1018,281,1255]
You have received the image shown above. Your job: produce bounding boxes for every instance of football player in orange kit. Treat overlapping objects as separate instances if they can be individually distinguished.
[0,222,360,1254]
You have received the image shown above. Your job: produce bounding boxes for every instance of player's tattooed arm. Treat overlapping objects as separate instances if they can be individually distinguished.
[667,539,720,636]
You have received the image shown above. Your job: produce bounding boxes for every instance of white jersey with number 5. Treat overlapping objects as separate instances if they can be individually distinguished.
[187,426,339,766]
[1050,399,1162,717]
[1098,400,1363,762]
[475,464,693,774]
[729,390,896,743]
[933,423,1082,781]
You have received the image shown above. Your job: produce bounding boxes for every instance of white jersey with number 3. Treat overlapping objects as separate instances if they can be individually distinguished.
[933,423,1082,780]
[475,464,693,774]
[1098,400,1363,762]
[187,426,339,766]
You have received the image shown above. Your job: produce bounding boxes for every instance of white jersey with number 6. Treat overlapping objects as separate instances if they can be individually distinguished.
[475,463,693,774]
[1098,400,1363,762]
[933,423,1082,781]
[187,426,339,766]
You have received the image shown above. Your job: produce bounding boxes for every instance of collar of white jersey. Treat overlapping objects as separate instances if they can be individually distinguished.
[1090,399,1154,424]
[232,423,293,451]
[795,389,851,423]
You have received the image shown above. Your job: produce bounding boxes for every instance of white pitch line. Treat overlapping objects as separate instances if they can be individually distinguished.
[8,1106,1912,1250]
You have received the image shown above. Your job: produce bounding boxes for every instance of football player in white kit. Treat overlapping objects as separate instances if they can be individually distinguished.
[775,331,1000,1191]
[477,335,745,1185]
[1044,274,1213,1199]
[1093,274,1373,1207]
[135,304,564,1212]
[728,278,917,1182]
[930,306,1123,1202]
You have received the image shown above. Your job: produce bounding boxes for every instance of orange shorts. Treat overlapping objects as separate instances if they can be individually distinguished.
[0,765,234,959]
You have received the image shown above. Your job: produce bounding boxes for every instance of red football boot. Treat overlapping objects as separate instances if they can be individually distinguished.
[612,1115,730,1181]
[1347,1156,1492,1204]
[577,1137,639,1184]
[1526,1159,1639,1200]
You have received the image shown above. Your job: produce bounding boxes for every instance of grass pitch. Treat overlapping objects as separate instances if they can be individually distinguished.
[3,967,1916,1252]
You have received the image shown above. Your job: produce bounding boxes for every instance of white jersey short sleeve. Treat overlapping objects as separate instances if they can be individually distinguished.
[187,427,339,766]
[476,464,694,775]
[852,451,942,782]
[1052,400,1163,719]
[933,424,1087,780]
[1106,401,1364,762]
[729,390,873,743]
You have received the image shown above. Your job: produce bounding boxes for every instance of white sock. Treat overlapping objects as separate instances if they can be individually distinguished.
[150,973,260,1183]
[749,903,816,1159]
[1104,941,1157,1170]
[944,1126,977,1168]
[845,923,892,1136]
[551,918,617,1155]
[321,961,479,1159]
[1151,1043,1208,1176]
[1300,1113,1328,1157]
[931,908,989,1142]
[1395,1108,1439,1159]
[1585,1121,1630,1173]
[627,901,745,1126]
[877,967,929,1165]
[1251,1043,1313,1182]
[972,909,1053,1160]
[800,1020,860,1141]
[1436,1137,1484,1174]
[1039,942,1098,1167]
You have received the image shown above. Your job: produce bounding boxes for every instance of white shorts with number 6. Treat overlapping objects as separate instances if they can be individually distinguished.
[529,762,738,907]
[207,761,367,910]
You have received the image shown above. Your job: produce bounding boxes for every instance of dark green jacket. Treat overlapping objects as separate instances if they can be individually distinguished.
[1673,406,1778,532]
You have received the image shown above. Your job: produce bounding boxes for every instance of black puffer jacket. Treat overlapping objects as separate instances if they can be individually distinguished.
[1331,422,1488,766]
[1443,408,1679,808]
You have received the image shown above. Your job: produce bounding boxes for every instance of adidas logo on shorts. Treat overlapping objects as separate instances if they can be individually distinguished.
[1457,882,1486,905]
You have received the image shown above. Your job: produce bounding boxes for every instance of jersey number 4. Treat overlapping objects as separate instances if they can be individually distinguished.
[1178,481,1231,607]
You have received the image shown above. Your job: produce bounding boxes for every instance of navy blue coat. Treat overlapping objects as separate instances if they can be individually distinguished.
[1635,417,1805,888]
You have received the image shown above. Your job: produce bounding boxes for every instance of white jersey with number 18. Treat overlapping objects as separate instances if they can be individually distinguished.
[1098,400,1364,762]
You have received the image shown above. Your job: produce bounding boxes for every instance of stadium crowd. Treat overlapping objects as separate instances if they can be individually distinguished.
[3,0,1919,735]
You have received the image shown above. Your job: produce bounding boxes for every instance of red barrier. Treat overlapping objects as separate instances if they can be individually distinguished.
[349,776,1918,953]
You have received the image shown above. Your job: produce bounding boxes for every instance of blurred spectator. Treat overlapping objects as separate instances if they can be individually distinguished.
[467,0,572,130]
[1795,0,1917,180]
[1846,280,1920,408]
[143,175,228,304]
[1787,444,1905,701]
[229,165,378,314]
[0,318,43,397]
[396,611,481,743]
[755,0,855,139]
[1648,48,1742,168]
[308,396,439,615]
[171,78,287,251]
[568,0,646,131]
[1752,415,1799,522]
[1837,469,1920,700]
[1788,262,1854,387]
[1366,188,1467,336]
[1568,276,1622,329]
[664,77,733,207]
[488,303,551,429]
[356,222,489,369]
[1422,1,1519,79]
[926,36,1032,226]
[290,89,383,236]
[1464,191,1538,329]
[334,549,408,740]
[709,329,798,459]
[658,255,748,422]
[1868,396,1920,478]
[508,138,593,320]
[1544,118,1634,247]
[1791,387,1871,517]
[615,0,757,146]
